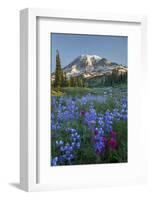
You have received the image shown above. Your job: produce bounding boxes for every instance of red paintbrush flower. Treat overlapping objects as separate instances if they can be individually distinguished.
[108,138,117,149]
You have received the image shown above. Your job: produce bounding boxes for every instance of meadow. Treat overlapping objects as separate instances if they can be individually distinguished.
[51,85,127,166]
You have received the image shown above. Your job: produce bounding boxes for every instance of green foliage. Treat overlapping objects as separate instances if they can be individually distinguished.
[86,70,127,88]
[51,90,65,96]
[54,50,62,89]
[67,76,84,87]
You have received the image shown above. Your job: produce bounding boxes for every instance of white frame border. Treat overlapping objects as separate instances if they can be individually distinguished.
[20,8,147,192]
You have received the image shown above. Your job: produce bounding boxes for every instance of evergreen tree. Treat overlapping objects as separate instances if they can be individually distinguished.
[61,70,64,87]
[54,50,62,90]
[70,77,74,87]
[64,72,67,87]
[67,79,71,87]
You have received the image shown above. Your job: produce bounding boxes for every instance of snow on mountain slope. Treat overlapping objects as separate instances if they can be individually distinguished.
[61,54,127,79]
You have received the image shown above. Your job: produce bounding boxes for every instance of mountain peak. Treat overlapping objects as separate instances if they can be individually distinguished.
[59,54,127,79]
[79,54,102,60]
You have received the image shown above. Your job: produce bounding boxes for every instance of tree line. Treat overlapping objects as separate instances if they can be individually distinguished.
[86,69,127,87]
[52,50,85,90]
[104,68,127,86]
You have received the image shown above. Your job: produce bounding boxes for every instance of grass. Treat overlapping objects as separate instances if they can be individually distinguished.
[61,85,127,97]
[51,89,65,96]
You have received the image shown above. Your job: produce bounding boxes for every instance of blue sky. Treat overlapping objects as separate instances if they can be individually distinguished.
[51,33,127,72]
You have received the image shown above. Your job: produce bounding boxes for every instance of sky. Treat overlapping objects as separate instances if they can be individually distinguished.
[51,33,128,72]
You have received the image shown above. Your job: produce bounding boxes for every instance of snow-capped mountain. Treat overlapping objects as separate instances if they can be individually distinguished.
[62,54,127,79]
[51,54,127,81]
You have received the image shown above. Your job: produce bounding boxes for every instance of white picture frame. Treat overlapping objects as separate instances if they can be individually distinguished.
[20,8,147,192]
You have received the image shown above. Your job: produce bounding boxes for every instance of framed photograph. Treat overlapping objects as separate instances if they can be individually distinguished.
[20,8,147,191]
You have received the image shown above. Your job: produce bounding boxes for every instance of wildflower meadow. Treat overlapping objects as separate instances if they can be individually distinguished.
[51,87,127,166]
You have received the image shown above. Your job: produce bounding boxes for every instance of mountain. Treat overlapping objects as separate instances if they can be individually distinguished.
[51,54,128,87]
